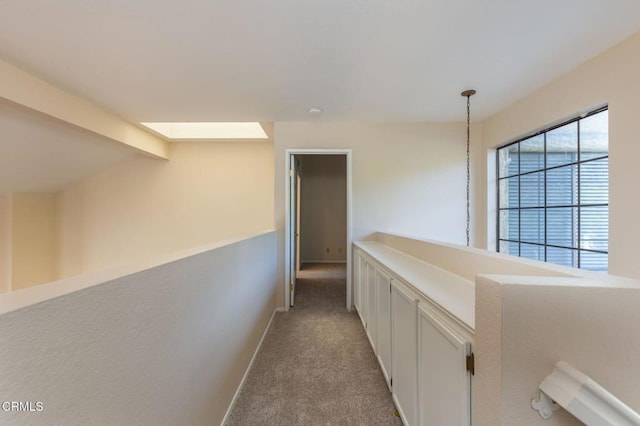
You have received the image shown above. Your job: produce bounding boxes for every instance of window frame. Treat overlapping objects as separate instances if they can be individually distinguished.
[495,105,609,270]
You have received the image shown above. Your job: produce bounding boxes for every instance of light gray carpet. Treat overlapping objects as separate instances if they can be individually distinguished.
[225,263,402,426]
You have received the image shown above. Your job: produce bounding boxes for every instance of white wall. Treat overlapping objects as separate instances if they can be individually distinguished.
[299,155,347,262]
[57,141,274,278]
[475,275,640,425]
[0,230,278,426]
[0,194,11,293]
[375,232,587,281]
[480,31,640,279]
[275,122,477,305]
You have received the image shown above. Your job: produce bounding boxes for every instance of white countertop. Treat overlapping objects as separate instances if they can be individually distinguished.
[355,241,475,330]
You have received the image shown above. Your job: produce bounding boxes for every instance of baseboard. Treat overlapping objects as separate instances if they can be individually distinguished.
[392,394,409,426]
[220,306,284,425]
[301,260,347,264]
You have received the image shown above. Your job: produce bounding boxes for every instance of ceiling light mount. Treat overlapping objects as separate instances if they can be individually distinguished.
[460,89,476,98]
[308,107,324,115]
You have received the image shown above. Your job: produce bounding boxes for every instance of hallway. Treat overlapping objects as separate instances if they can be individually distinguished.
[225,263,401,425]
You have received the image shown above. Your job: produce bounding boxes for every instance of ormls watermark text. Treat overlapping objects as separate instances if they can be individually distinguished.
[1,401,44,412]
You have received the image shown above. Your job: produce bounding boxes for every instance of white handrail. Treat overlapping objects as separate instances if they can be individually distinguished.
[532,361,640,425]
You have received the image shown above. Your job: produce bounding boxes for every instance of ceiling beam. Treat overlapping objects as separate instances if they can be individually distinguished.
[0,59,169,160]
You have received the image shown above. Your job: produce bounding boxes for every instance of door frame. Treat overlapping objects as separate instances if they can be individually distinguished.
[284,148,353,311]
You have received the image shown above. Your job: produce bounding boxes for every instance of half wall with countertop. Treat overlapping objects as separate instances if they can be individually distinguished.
[354,232,640,426]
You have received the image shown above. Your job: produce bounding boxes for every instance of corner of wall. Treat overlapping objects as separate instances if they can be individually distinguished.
[0,193,12,293]
[10,192,57,290]
[473,275,504,426]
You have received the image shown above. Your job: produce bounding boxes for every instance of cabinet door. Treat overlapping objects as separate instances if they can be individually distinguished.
[375,267,392,389]
[358,256,368,328]
[391,280,418,426]
[353,250,361,313]
[418,305,471,426]
[366,261,377,351]
[359,255,367,323]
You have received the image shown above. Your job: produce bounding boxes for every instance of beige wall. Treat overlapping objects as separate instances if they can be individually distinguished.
[11,193,57,290]
[299,155,347,262]
[275,122,477,305]
[57,141,274,278]
[0,58,168,159]
[480,31,640,279]
[0,194,11,293]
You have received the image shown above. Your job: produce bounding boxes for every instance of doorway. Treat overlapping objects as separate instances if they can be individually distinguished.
[284,149,352,311]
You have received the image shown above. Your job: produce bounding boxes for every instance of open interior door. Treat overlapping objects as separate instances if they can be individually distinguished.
[289,154,298,306]
[296,172,301,274]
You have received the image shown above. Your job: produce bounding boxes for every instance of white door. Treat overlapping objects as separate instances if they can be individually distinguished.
[289,154,298,306]
[418,305,472,426]
[376,267,392,389]
[391,280,418,426]
[295,172,301,273]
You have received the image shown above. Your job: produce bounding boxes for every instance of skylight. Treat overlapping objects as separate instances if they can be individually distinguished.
[139,122,268,140]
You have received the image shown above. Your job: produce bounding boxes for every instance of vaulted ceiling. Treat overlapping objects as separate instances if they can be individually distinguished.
[1,0,639,191]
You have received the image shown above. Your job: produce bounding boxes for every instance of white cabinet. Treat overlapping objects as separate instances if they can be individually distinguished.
[391,280,419,426]
[375,267,392,389]
[355,253,368,328]
[366,261,377,350]
[353,250,360,311]
[353,242,475,426]
[353,250,362,313]
[418,304,472,426]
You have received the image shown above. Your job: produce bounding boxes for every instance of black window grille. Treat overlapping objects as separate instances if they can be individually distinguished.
[496,107,608,271]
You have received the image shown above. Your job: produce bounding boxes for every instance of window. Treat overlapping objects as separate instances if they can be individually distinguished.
[497,107,608,271]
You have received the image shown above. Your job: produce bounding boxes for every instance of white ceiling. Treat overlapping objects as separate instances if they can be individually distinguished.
[0,0,639,123]
[0,0,639,193]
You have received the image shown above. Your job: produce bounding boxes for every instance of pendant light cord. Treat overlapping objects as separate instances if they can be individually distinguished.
[461,89,476,247]
[466,95,471,247]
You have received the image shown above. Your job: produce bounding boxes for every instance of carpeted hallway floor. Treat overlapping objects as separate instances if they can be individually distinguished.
[225,263,402,426]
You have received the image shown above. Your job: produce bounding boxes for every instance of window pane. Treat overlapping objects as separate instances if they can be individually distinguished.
[520,172,544,207]
[547,246,577,268]
[499,177,519,208]
[499,240,518,256]
[498,144,519,178]
[547,207,576,248]
[499,210,519,241]
[547,122,578,167]
[520,208,545,244]
[580,251,608,272]
[520,243,544,262]
[580,110,608,161]
[546,165,576,206]
[580,206,608,251]
[580,158,608,204]
[519,135,544,174]
[495,108,607,272]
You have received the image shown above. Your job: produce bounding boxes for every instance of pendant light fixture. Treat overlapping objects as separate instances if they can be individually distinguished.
[461,89,476,247]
